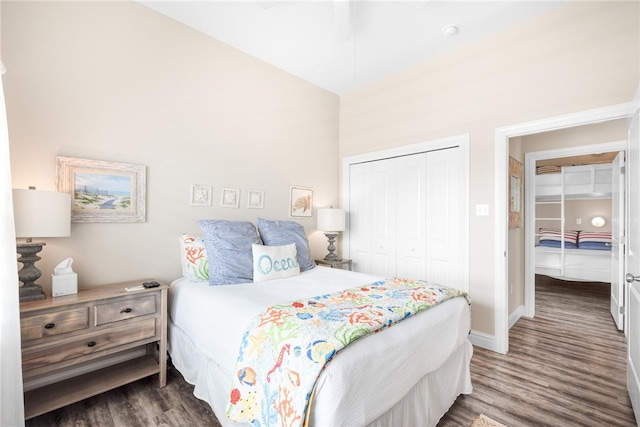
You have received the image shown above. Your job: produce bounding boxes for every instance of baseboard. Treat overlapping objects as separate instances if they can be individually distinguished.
[509,305,525,329]
[469,305,525,354]
[469,330,496,351]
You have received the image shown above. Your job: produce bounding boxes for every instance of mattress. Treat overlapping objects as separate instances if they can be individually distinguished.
[168,266,472,426]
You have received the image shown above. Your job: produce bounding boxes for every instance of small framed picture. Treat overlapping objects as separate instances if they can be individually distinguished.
[509,157,523,229]
[247,190,264,209]
[289,186,313,218]
[220,187,240,208]
[190,185,212,206]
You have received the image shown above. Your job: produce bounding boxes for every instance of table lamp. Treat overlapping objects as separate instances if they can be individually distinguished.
[317,207,345,261]
[13,187,71,302]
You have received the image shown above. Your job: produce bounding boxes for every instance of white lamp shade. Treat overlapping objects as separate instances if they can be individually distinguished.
[317,208,345,232]
[13,189,71,239]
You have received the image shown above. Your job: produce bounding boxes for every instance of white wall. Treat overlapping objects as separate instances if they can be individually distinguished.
[2,1,340,292]
[536,199,613,233]
[339,1,639,335]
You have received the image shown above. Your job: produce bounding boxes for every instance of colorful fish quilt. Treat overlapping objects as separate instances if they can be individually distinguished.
[226,277,468,427]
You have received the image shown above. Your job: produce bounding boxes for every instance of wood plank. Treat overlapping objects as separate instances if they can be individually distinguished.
[438,275,636,426]
[25,365,220,427]
[25,356,159,420]
[20,280,167,314]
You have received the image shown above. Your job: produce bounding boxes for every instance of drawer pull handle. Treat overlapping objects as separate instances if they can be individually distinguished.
[44,323,55,330]
[87,341,97,347]
[121,308,133,313]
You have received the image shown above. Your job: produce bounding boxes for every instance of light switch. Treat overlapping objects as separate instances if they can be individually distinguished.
[476,204,489,216]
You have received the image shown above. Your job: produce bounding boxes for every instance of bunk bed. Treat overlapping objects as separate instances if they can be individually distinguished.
[534,163,613,283]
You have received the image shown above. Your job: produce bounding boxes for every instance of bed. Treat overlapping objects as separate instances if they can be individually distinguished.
[535,229,612,283]
[169,220,472,426]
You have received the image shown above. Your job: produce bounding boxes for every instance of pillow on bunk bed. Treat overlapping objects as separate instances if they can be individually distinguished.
[578,231,612,251]
[538,228,579,249]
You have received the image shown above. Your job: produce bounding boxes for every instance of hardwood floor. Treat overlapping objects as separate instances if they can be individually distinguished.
[24,364,220,427]
[439,275,636,427]
[26,275,636,426]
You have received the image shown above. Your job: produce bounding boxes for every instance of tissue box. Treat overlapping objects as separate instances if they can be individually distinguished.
[51,273,78,297]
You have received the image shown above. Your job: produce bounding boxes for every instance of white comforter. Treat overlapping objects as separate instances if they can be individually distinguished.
[169,266,471,426]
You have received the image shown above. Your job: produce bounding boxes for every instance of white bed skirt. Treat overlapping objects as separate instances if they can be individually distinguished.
[169,320,472,427]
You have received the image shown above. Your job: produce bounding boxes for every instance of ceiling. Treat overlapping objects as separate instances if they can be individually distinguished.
[138,1,570,95]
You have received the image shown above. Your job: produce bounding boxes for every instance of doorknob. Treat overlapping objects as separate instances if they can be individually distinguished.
[626,273,640,283]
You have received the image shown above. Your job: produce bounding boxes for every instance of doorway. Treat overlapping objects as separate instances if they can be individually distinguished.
[523,142,626,321]
[494,102,634,354]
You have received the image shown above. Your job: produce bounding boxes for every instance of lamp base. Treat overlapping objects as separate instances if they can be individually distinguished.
[323,232,340,262]
[20,283,45,302]
[17,242,46,302]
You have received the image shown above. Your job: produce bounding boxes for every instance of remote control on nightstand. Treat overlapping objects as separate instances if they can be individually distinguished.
[143,281,160,288]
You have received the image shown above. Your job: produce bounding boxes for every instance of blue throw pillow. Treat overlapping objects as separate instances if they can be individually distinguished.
[257,218,315,272]
[198,220,263,285]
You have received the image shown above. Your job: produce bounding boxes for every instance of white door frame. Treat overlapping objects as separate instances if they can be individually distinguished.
[523,141,627,319]
[494,103,633,354]
[342,133,470,291]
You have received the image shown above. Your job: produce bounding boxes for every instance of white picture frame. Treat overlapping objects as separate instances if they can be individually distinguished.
[190,185,212,206]
[220,187,240,208]
[247,190,264,209]
[289,186,313,218]
[56,156,146,223]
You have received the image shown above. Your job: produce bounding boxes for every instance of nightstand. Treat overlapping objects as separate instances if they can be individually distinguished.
[19,279,167,420]
[315,258,353,271]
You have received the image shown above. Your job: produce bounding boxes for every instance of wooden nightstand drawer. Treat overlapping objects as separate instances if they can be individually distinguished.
[21,307,90,342]
[22,317,157,372]
[95,294,157,326]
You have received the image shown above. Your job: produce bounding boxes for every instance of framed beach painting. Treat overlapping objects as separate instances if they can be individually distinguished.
[56,156,146,222]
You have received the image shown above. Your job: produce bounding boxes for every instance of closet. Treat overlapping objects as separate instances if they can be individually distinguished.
[534,162,616,283]
[347,146,467,292]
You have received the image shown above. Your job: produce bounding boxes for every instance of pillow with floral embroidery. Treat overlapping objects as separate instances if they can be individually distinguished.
[179,234,209,282]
